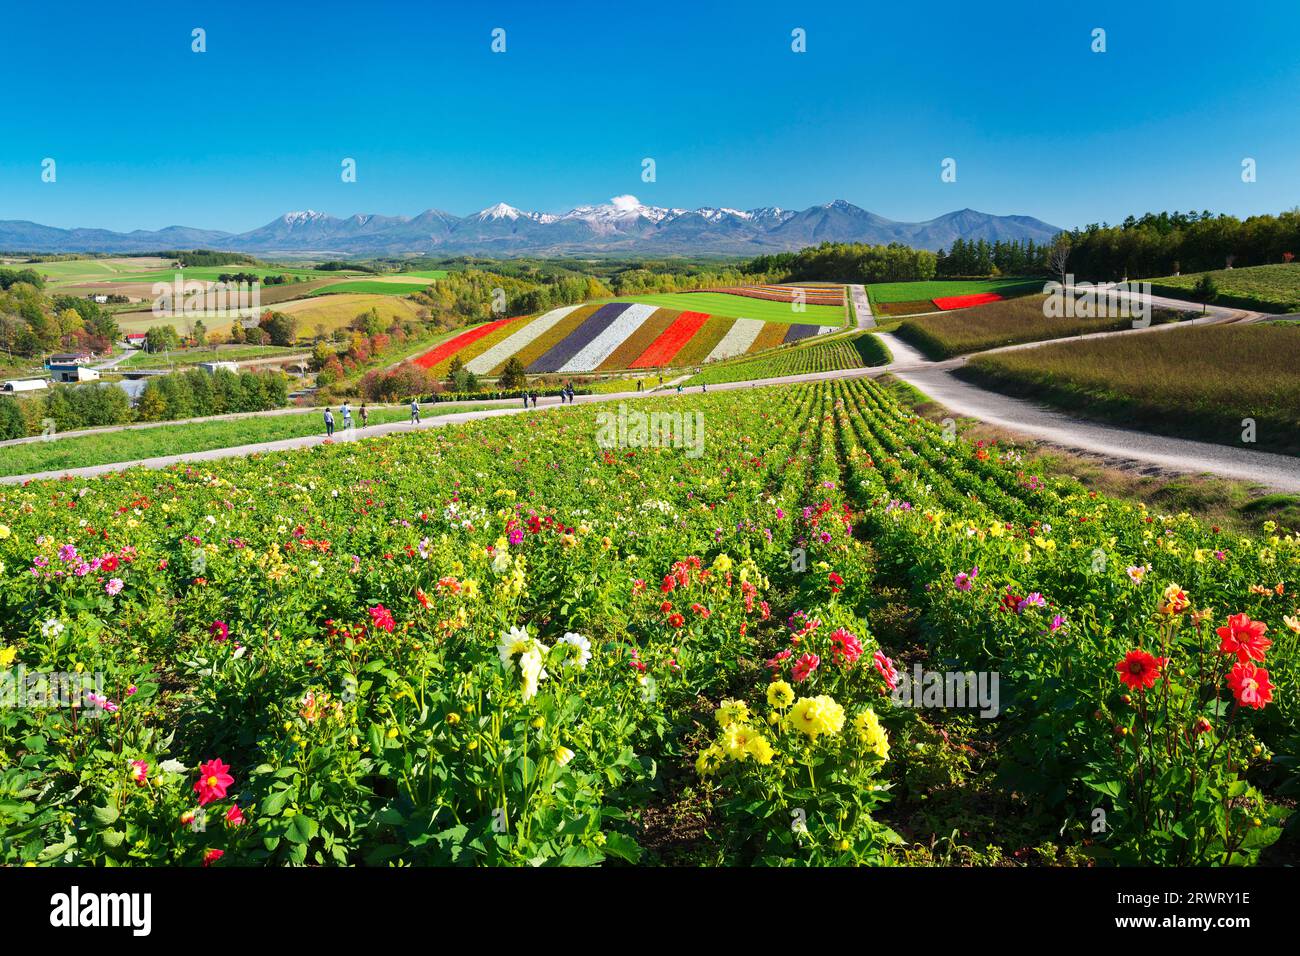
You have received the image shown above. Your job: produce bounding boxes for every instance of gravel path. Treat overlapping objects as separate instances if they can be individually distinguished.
[849,284,875,329]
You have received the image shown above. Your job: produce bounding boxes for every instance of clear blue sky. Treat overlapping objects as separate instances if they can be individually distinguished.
[2,0,1297,233]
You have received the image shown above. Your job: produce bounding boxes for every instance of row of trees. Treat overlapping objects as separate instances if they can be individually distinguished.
[744,242,938,283]
[1055,209,1300,280]
[411,270,612,323]
[0,368,288,438]
[935,237,1052,277]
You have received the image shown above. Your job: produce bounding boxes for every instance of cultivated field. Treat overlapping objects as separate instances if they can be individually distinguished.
[412,300,839,376]
[1147,263,1300,314]
[894,295,1186,359]
[960,323,1300,453]
[685,332,889,385]
[1,379,1293,866]
[867,278,1045,317]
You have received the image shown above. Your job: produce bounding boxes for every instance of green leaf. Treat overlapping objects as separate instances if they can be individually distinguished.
[92,804,119,826]
[286,814,319,844]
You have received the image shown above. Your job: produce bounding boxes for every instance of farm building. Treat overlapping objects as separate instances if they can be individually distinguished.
[199,361,240,374]
[124,333,148,348]
[47,363,100,384]
[49,350,96,364]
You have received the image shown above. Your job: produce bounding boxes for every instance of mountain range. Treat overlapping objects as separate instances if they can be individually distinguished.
[0,197,1062,257]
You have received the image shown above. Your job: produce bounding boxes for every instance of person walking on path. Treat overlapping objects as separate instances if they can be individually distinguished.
[323,407,335,438]
[341,402,353,432]
[409,399,421,424]
[636,379,642,392]
[359,404,369,428]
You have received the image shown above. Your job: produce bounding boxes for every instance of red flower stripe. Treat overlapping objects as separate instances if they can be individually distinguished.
[629,311,710,368]
[412,316,523,370]
[931,292,1003,310]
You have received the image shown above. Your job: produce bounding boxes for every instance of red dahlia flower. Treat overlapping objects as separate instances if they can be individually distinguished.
[1228,662,1274,709]
[1216,614,1271,664]
[194,758,235,806]
[368,604,396,633]
[1115,649,1166,691]
[872,651,899,690]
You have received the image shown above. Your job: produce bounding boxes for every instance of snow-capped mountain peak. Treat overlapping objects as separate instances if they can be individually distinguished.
[475,202,531,222]
[281,210,331,225]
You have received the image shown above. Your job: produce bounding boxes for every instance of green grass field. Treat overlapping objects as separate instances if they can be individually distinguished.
[594,291,846,325]
[1146,263,1300,314]
[959,324,1300,455]
[866,278,1046,306]
[0,403,497,478]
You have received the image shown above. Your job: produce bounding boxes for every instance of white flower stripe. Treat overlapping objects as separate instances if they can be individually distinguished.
[464,305,582,374]
[558,303,659,372]
[704,318,764,363]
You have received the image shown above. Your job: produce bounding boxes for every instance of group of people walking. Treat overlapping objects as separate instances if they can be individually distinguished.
[323,401,371,437]
[523,383,578,408]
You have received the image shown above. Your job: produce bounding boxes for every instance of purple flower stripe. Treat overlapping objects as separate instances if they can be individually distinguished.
[782,323,823,344]
[528,303,631,373]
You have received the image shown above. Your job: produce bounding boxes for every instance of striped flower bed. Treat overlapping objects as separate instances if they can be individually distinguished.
[704,318,764,363]
[670,315,734,366]
[746,321,791,354]
[629,311,710,368]
[596,308,680,371]
[496,304,600,375]
[528,303,630,374]
[558,303,658,373]
[412,315,522,370]
[932,292,1003,310]
[464,304,581,375]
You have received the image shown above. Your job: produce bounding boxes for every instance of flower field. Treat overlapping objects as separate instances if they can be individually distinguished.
[685,332,890,386]
[0,379,1295,866]
[415,301,838,376]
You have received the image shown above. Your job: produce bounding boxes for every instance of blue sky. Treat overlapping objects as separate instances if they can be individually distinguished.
[1,0,1297,233]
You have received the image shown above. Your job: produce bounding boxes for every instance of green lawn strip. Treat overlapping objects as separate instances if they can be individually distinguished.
[0,404,493,477]
[591,292,844,324]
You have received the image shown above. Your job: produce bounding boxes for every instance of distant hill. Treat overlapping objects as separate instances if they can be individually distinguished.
[0,197,1062,257]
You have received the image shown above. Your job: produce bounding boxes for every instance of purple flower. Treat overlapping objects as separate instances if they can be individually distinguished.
[1015,592,1047,614]
[953,566,979,591]
[1049,615,1067,632]
[508,528,524,546]
[105,578,124,596]
[58,544,78,563]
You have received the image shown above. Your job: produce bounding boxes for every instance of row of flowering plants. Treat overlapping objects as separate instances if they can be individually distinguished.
[0,376,1294,865]
[0,388,832,865]
[828,376,1296,864]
